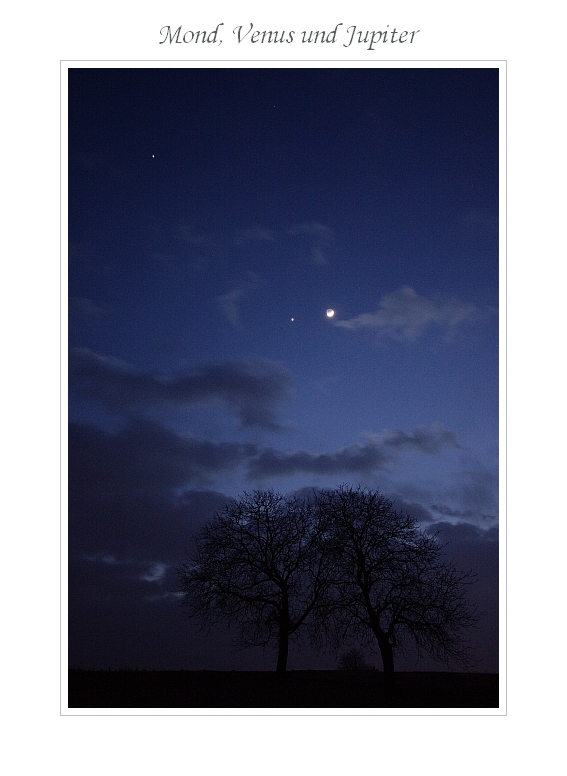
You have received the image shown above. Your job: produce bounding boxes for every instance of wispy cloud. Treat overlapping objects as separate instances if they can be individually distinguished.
[69,296,109,322]
[248,441,390,479]
[288,221,335,265]
[334,286,482,341]
[290,222,334,243]
[216,271,263,328]
[430,505,477,519]
[235,227,275,245]
[247,423,461,479]
[140,562,169,583]
[379,422,463,454]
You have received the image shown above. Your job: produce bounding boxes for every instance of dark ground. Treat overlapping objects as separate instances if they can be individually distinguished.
[68,670,499,709]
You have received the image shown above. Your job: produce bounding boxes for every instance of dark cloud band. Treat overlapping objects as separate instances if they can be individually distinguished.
[70,348,292,429]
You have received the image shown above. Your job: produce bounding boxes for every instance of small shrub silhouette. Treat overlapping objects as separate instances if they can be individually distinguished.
[337,648,371,671]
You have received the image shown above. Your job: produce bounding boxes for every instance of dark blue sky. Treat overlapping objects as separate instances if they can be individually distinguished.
[68,67,498,671]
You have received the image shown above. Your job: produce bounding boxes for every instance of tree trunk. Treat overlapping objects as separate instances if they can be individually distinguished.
[376,632,395,698]
[276,628,289,674]
[379,640,395,676]
[276,591,290,674]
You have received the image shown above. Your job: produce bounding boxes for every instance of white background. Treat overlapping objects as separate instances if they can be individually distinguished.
[4,0,563,772]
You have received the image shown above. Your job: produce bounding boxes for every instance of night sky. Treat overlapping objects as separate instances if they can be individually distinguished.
[68,67,499,672]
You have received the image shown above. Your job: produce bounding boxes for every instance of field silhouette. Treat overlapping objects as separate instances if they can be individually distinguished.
[68,669,498,709]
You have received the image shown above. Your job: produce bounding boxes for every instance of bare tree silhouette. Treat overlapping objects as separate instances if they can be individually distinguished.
[315,486,479,682]
[177,485,479,679]
[176,489,332,673]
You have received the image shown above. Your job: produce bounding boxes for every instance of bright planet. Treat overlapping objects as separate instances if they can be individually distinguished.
[326,309,335,318]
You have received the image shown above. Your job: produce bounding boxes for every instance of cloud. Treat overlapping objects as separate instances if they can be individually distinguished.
[430,505,476,519]
[177,224,218,249]
[69,419,256,497]
[380,458,498,530]
[380,422,462,454]
[216,271,263,328]
[289,221,335,265]
[290,222,334,242]
[426,521,499,544]
[139,562,168,583]
[247,422,462,479]
[80,556,171,585]
[70,393,464,510]
[386,496,436,524]
[70,348,291,429]
[445,465,499,521]
[71,486,229,565]
[248,441,391,479]
[334,286,481,341]
[235,227,275,244]
[69,296,109,320]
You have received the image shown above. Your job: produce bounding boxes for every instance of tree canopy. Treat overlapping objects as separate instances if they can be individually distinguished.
[176,489,332,673]
[177,486,479,675]
[316,486,479,676]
